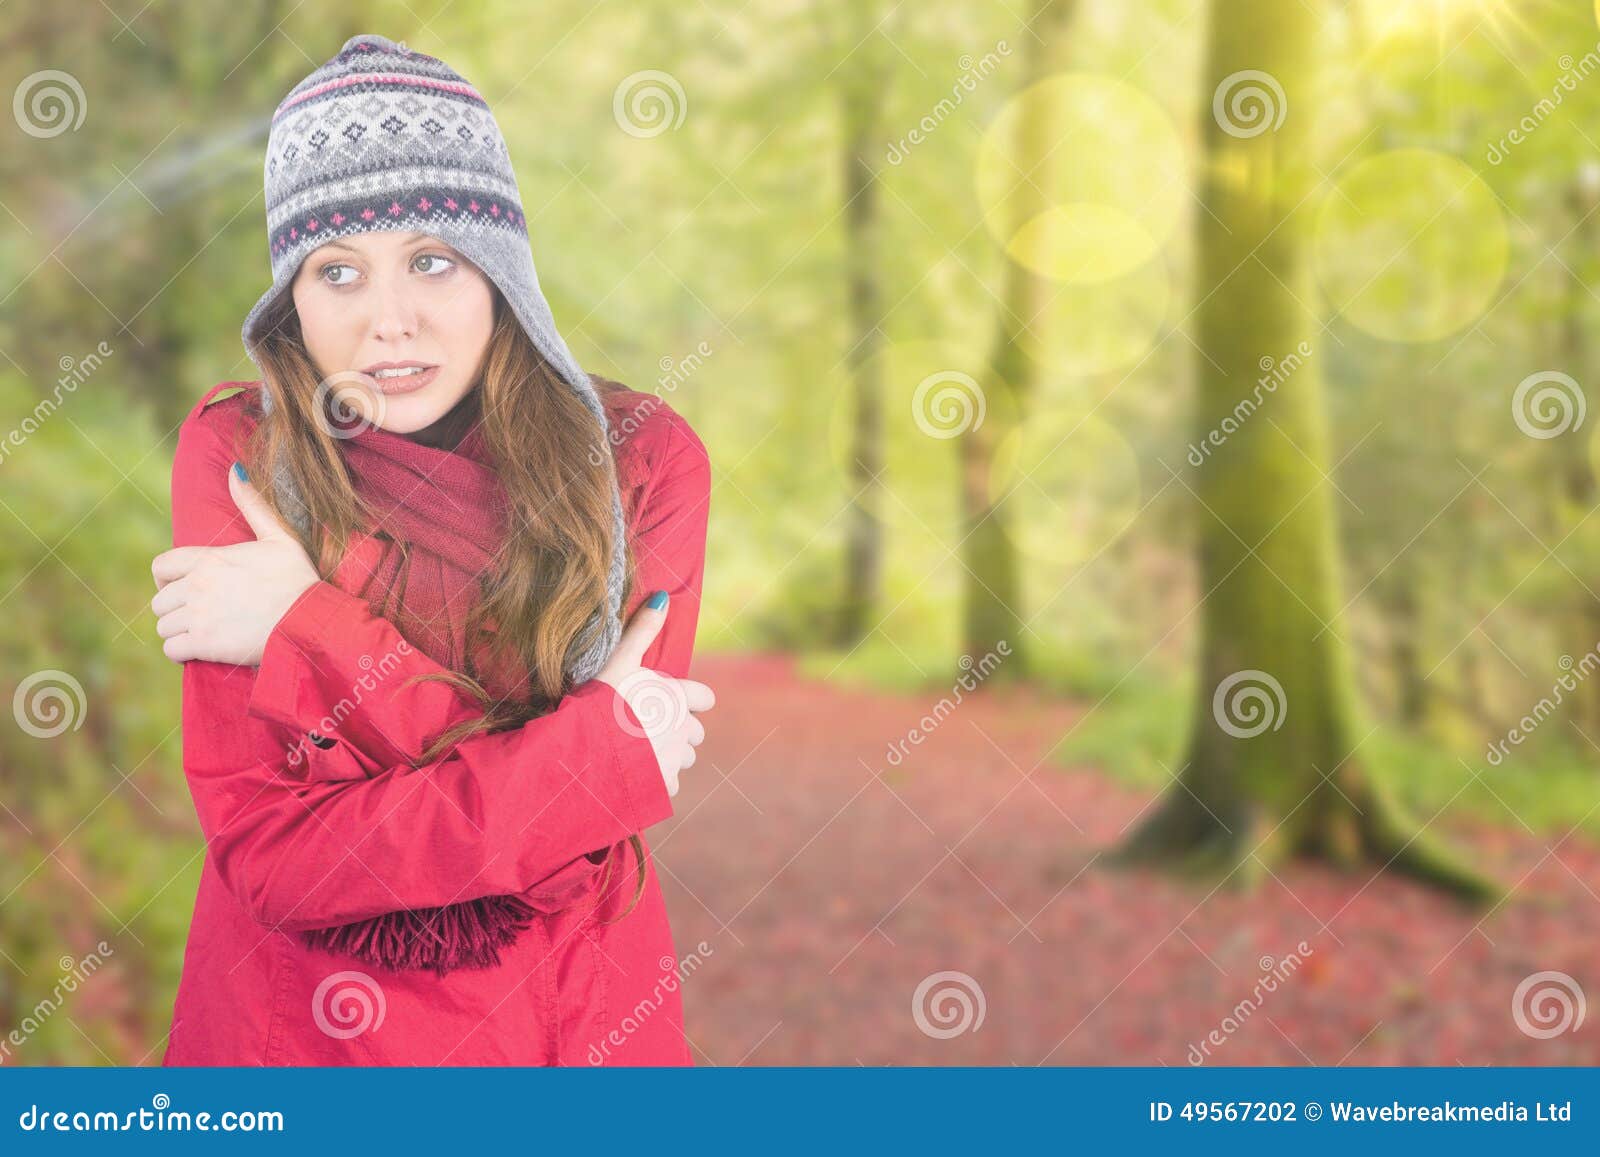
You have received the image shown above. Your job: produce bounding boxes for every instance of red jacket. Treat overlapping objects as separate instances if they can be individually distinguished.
[161,379,709,1065]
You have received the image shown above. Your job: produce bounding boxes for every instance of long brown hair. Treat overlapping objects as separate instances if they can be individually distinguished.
[243,285,649,921]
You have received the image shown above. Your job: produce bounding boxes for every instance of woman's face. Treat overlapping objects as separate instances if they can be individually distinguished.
[290,230,495,434]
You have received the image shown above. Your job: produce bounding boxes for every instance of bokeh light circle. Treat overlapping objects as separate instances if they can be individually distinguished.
[1015,256,1172,376]
[1313,148,1507,343]
[976,74,1186,285]
[991,404,1141,570]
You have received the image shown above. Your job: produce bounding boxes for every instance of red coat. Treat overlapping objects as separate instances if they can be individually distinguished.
[161,379,709,1065]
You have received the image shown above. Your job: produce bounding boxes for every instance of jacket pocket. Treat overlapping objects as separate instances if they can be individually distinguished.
[517,845,612,915]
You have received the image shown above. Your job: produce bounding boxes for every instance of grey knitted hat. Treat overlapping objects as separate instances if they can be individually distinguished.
[241,31,624,682]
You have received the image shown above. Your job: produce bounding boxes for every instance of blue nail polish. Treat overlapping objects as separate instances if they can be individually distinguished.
[647,590,669,611]
[233,461,248,482]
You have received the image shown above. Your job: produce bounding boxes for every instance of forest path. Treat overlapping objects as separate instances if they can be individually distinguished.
[655,653,1600,1066]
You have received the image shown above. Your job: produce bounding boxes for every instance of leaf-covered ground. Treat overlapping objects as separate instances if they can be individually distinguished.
[658,655,1600,1066]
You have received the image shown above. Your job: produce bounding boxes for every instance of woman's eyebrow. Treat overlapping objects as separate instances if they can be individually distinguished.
[406,237,461,257]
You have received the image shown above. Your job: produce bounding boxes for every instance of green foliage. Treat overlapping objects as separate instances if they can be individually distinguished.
[0,372,189,1063]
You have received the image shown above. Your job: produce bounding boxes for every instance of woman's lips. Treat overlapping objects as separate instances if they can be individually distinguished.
[362,365,439,395]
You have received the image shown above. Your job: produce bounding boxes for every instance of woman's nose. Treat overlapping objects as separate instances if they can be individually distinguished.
[368,279,420,342]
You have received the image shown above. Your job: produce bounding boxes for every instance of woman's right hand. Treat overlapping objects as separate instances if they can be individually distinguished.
[593,592,714,798]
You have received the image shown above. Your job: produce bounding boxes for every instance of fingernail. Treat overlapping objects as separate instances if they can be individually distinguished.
[647,590,669,611]
[232,461,248,483]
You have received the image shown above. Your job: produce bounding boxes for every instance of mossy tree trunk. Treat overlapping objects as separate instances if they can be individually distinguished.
[831,3,898,649]
[1557,173,1600,737]
[836,69,887,647]
[960,0,1078,679]
[1115,0,1499,903]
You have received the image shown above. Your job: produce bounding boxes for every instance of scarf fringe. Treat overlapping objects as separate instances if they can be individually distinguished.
[300,893,539,977]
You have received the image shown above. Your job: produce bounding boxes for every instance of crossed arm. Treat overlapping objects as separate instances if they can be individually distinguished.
[169,398,711,931]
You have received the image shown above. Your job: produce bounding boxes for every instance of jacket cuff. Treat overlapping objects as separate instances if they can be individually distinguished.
[566,680,675,833]
[246,579,364,732]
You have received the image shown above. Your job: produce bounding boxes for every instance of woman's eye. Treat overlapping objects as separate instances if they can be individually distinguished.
[321,263,358,287]
[413,253,456,275]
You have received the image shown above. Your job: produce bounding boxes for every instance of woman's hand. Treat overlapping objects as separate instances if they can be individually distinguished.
[594,593,714,798]
[150,462,320,666]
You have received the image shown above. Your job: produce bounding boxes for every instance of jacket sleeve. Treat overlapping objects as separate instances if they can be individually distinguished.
[245,409,713,773]
[624,413,712,685]
[169,402,684,932]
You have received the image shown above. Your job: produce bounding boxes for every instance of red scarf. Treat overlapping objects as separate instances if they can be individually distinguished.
[335,418,511,686]
[295,416,572,975]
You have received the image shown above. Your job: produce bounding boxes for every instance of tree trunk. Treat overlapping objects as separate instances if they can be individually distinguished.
[1385,568,1428,727]
[959,0,1077,678]
[837,76,886,647]
[1558,172,1600,737]
[1114,0,1498,903]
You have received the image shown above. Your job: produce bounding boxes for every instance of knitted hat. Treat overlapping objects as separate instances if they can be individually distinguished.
[241,32,624,682]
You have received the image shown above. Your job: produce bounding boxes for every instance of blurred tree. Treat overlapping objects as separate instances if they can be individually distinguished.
[833,0,898,647]
[1554,167,1600,736]
[1114,0,1497,901]
[958,0,1080,679]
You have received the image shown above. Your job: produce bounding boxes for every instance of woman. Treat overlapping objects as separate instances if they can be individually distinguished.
[148,33,713,1065]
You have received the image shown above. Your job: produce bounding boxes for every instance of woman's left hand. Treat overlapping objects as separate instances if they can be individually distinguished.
[151,462,320,666]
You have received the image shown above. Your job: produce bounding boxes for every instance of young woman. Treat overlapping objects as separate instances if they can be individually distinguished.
[148,33,713,1065]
